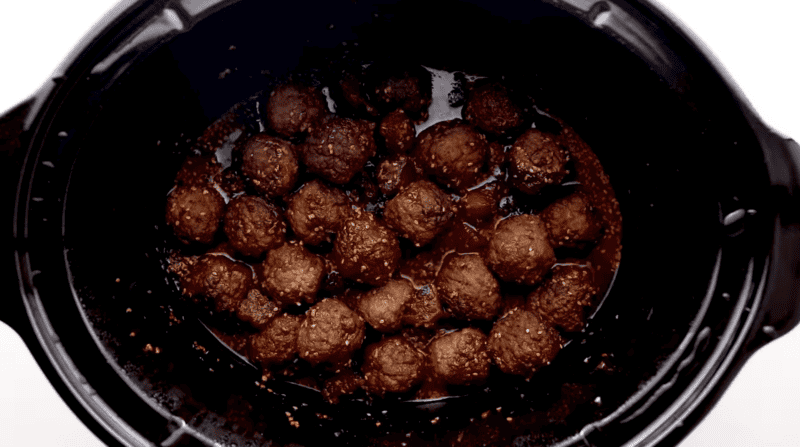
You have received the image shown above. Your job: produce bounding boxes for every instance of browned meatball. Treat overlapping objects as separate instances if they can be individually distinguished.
[462,82,526,136]
[376,155,416,197]
[265,83,327,138]
[322,370,365,404]
[384,180,454,247]
[371,66,432,122]
[540,193,602,248]
[458,185,499,225]
[223,195,285,258]
[379,109,416,154]
[509,129,570,195]
[181,254,254,312]
[249,313,302,366]
[285,180,351,246]
[413,119,487,189]
[241,133,298,197]
[486,214,555,286]
[434,254,501,321]
[258,242,324,306]
[166,185,225,245]
[527,265,596,332]
[238,289,280,330]
[300,115,377,185]
[332,209,401,286]
[174,155,222,187]
[487,308,563,378]
[428,328,490,386]
[357,279,414,332]
[363,336,426,395]
[401,284,444,329]
[297,298,366,365]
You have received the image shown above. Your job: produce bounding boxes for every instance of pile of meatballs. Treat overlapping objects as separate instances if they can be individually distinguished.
[165,66,615,404]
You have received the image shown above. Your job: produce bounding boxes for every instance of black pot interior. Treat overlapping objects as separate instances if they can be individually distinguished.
[23,0,775,445]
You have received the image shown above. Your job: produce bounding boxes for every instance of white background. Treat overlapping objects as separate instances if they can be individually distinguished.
[1,1,799,446]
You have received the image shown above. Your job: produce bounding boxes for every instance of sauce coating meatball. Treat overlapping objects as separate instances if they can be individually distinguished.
[258,242,324,307]
[297,298,366,365]
[357,279,414,332]
[458,185,500,224]
[540,193,602,248]
[181,254,254,312]
[527,265,596,332]
[487,308,563,378]
[509,129,569,195]
[265,83,326,138]
[462,82,526,136]
[376,155,416,197]
[413,119,488,189]
[166,185,225,245]
[332,209,401,286]
[486,214,556,286]
[384,180,455,247]
[363,336,426,395]
[379,109,416,154]
[223,195,285,258]
[401,284,444,329]
[285,180,351,246]
[249,313,302,366]
[428,328,490,386]
[241,133,299,197]
[300,115,377,185]
[237,289,280,330]
[435,254,501,321]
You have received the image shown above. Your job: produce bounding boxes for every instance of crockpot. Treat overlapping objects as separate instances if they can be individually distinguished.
[2,0,800,446]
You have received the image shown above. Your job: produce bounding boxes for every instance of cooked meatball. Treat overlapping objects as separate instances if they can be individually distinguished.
[384,180,454,247]
[322,370,365,404]
[286,179,351,245]
[540,193,602,248]
[486,214,556,286]
[181,254,254,312]
[413,119,487,189]
[357,279,414,332]
[370,65,432,122]
[223,195,285,258]
[265,83,327,138]
[166,185,225,245]
[462,82,526,136]
[380,109,416,154]
[241,133,299,197]
[509,129,570,195]
[297,298,366,365]
[527,265,596,332]
[434,254,501,321]
[300,115,377,185]
[428,328,490,386]
[332,209,401,286]
[487,308,563,378]
[238,289,280,330]
[458,185,499,224]
[174,155,222,187]
[249,313,302,366]
[258,242,324,306]
[401,284,444,329]
[376,155,416,197]
[363,336,426,395]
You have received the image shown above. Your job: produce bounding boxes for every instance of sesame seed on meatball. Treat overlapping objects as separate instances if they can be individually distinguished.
[297,298,366,366]
[300,115,377,185]
[487,308,563,378]
[332,209,401,286]
[223,195,285,258]
[357,279,415,332]
[434,254,501,321]
[238,289,281,330]
[462,82,526,136]
[166,185,225,245]
[249,313,302,366]
[413,119,488,189]
[181,254,254,313]
[486,214,555,286]
[509,129,570,195]
[285,179,351,246]
[363,336,426,395]
[265,83,327,138]
[241,133,299,197]
[380,109,416,154]
[258,242,325,307]
[428,328,490,386]
[527,265,596,332]
[376,155,417,197]
[540,193,602,248]
[384,180,454,247]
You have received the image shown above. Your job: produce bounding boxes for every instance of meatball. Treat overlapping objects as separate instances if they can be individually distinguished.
[462,82,526,136]
[458,185,499,224]
[487,308,563,378]
[332,209,401,286]
[376,155,416,197]
[323,370,365,404]
[223,195,285,258]
[486,214,555,286]
[384,180,454,247]
[380,109,416,154]
[434,254,501,321]
[527,265,596,332]
[241,133,299,197]
[300,115,377,185]
[286,180,351,245]
[540,193,602,248]
[413,119,488,189]
[363,336,426,395]
[258,242,324,306]
[401,284,444,329]
[297,299,366,365]
[370,65,432,122]
[166,185,225,245]
[181,254,254,312]
[428,328,490,386]
[249,313,302,366]
[357,279,414,332]
[265,83,327,138]
[509,129,570,195]
[174,155,222,187]
[238,289,280,330]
